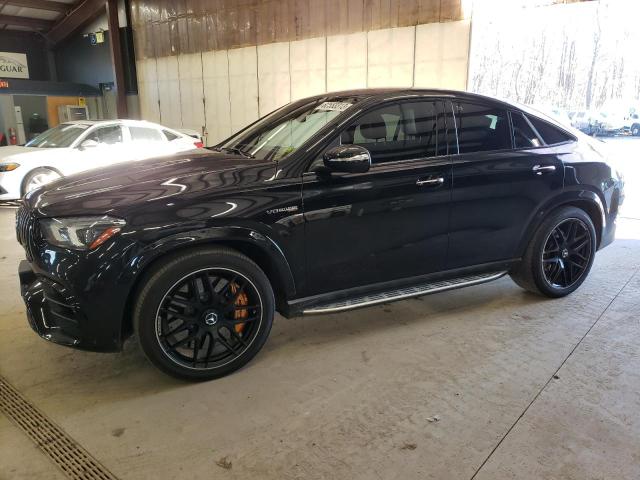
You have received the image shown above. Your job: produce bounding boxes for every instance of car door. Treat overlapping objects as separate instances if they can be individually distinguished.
[302,99,453,295]
[127,125,171,159]
[71,124,128,173]
[446,101,564,269]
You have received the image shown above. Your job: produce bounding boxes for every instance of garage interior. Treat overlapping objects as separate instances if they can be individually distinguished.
[1,0,640,479]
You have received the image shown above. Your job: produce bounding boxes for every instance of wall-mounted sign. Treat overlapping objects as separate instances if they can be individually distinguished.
[0,52,29,79]
[87,31,105,45]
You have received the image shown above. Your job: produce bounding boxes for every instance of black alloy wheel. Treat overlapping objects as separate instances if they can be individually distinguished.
[134,248,274,381]
[541,218,592,289]
[156,268,262,370]
[510,206,597,298]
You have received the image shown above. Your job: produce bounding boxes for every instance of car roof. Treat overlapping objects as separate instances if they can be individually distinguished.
[62,119,174,129]
[301,88,572,133]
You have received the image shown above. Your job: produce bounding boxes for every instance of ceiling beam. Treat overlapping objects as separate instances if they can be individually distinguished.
[46,0,105,47]
[0,14,53,29]
[5,0,70,13]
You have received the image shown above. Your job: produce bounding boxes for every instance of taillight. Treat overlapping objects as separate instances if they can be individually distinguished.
[194,141,204,148]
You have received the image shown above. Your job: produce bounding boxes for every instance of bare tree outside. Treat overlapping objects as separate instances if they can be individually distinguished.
[468,0,640,111]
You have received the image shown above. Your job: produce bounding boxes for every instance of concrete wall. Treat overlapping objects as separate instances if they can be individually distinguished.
[55,32,115,90]
[136,21,471,146]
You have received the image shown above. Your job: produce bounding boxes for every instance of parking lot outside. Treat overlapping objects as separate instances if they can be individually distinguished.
[0,136,638,479]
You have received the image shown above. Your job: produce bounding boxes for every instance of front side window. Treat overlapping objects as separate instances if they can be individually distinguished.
[341,101,445,164]
[454,102,511,154]
[511,111,542,149]
[84,125,123,145]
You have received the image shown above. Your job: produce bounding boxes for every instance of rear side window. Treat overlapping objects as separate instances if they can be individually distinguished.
[511,112,542,148]
[163,129,180,141]
[454,102,511,154]
[341,100,446,163]
[527,116,574,145]
[130,126,165,142]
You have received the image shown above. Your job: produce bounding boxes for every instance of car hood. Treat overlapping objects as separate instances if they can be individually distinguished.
[27,150,276,217]
[0,145,68,163]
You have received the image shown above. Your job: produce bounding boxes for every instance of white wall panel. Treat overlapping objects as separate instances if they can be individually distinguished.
[136,58,160,123]
[290,37,326,101]
[202,50,232,146]
[227,46,259,133]
[177,52,205,135]
[257,42,291,116]
[326,32,367,91]
[367,26,415,88]
[155,55,182,128]
[414,20,470,90]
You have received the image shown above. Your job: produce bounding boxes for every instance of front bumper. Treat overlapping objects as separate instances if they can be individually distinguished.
[17,238,140,352]
[19,260,86,349]
[0,170,23,201]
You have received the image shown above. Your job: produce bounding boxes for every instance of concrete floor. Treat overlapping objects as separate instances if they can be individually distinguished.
[1,137,639,479]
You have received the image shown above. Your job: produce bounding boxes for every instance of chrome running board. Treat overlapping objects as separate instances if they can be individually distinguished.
[302,271,507,315]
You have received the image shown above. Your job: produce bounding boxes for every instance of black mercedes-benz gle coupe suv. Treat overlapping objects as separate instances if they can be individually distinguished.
[16,89,624,380]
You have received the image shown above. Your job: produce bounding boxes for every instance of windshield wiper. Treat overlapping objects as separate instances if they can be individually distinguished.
[213,146,255,159]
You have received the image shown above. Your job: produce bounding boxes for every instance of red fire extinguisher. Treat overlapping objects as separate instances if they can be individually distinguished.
[8,127,17,145]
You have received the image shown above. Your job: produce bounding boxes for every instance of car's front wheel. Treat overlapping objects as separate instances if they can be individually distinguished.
[510,206,597,298]
[22,168,61,196]
[632,124,640,137]
[134,247,275,381]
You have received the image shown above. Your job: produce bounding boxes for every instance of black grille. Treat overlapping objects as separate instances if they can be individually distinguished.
[15,205,38,261]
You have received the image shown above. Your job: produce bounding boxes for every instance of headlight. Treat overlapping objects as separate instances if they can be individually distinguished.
[40,216,126,250]
[0,163,20,172]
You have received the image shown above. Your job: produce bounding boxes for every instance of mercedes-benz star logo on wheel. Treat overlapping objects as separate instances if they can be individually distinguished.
[204,312,218,326]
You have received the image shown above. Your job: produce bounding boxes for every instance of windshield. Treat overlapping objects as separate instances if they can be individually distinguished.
[25,123,90,148]
[219,98,358,161]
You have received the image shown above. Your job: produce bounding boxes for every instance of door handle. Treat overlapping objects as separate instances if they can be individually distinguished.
[532,164,556,175]
[416,177,445,187]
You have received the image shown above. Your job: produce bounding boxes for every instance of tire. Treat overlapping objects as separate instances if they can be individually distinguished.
[632,124,640,137]
[134,247,275,381]
[22,167,61,196]
[510,206,597,298]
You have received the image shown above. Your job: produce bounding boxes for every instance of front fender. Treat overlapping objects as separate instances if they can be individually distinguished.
[120,225,296,298]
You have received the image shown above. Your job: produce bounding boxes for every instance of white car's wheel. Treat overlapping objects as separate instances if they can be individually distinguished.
[22,168,61,196]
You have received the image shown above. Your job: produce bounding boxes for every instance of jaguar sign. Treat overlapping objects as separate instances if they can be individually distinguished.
[0,52,29,79]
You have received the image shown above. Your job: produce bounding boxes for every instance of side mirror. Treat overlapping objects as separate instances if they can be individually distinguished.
[79,139,99,150]
[323,145,371,174]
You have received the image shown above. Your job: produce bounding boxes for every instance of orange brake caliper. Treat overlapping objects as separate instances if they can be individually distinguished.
[230,283,248,333]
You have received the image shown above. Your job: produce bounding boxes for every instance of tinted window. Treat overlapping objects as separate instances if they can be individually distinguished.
[511,111,542,148]
[130,126,164,142]
[341,101,445,163]
[527,116,574,145]
[85,126,123,145]
[163,129,180,141]
[454,103,511,154]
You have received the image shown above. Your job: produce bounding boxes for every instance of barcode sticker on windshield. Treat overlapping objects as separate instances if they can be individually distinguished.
[316,101,352,112]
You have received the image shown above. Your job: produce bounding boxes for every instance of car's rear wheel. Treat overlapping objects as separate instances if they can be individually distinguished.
[22,168,61,196]
[134,247,275,381]
[510,206,596,298]
[632,124,640,136]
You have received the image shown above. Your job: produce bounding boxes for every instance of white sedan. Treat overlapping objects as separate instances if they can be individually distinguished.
[0,119,203,201]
